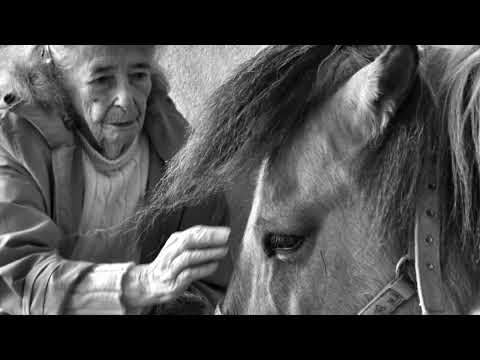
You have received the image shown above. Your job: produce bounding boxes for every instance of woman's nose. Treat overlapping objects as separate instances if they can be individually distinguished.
[113,79,134,110]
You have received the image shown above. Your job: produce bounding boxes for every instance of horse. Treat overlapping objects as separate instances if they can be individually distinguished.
[138,45,480,314]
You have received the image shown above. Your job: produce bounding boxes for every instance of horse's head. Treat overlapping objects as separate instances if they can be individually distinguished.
[140,45,480,314]
[218,45,433,314]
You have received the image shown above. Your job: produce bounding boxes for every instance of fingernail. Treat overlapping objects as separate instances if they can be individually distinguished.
[218,227,231,234]
[224,232,231,243]
[217,227,231,239]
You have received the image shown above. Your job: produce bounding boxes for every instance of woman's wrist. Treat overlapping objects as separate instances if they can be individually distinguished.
[122,264,155,308]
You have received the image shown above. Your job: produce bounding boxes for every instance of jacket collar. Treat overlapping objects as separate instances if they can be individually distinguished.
[143,94,189,162]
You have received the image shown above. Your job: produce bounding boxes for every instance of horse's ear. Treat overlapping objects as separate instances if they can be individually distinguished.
[340,45,419,141]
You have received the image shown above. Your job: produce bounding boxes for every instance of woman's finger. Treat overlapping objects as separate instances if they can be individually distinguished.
[183,226,231,249]
[169,247,228,279]
[174,262,220,290]
[163,226,230,261]
[153,226,230,273]
[162,231,182,250]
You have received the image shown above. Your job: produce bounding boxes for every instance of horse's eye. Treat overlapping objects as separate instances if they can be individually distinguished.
[263,233,305,258]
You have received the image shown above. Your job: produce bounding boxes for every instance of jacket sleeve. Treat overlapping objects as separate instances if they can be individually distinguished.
[0,145,134,315]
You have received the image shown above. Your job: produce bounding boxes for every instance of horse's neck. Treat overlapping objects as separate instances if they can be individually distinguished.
[441,236,480,314]
[414,46,480,314]
[389,239,476,314]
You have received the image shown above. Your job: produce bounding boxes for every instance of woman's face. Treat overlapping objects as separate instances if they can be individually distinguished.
[61,46,154,159]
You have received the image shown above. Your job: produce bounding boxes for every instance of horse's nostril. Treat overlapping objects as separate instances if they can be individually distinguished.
[3,93,16,106]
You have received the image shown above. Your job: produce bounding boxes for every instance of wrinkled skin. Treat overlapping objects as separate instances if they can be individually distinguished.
[55,45,154,160]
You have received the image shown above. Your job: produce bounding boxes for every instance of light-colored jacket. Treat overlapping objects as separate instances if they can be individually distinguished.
[0,80,231,315]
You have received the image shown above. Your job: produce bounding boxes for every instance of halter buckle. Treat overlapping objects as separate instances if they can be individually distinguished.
[395,255,413,280]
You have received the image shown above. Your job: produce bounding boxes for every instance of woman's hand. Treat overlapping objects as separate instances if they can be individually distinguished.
[122,226,230,308]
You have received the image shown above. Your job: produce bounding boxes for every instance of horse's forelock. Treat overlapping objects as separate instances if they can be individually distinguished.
[136,45,379,232]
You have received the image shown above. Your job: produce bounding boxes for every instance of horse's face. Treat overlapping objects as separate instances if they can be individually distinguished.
[221,46,421,314]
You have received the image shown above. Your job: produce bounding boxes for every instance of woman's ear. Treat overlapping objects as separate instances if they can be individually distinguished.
[341,45,420,140]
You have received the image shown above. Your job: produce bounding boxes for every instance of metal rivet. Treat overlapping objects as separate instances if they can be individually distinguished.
[425,236,434,245]
[428,183,437,191]
[427,263,435,271]
[426,209,436,218]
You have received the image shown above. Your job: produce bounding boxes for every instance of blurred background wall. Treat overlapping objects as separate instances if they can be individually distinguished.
[159,45,266,126]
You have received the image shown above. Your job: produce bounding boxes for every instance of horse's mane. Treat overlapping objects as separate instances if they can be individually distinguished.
[440,45,480,266]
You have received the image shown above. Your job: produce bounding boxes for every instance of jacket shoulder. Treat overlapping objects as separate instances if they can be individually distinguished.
[0,112,51,163]
[0,113,53,212]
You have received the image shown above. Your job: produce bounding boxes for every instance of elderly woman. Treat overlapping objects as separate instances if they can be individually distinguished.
[0,45,231,315]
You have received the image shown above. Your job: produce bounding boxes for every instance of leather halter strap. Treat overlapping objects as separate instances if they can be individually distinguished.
[357,274,416,315]
[413,150,446,314]
[359,150,446,315]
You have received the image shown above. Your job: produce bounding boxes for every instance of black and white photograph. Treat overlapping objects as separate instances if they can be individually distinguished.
[0,44,478,316]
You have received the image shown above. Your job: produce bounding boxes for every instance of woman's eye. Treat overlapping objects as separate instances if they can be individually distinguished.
[90,76,112,86]
[263,233,305,257]
[130,72,148,81]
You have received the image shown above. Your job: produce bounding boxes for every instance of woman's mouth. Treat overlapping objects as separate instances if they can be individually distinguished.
[111,121,135,128]
[103,119,137,129]
[105,113,141,128]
